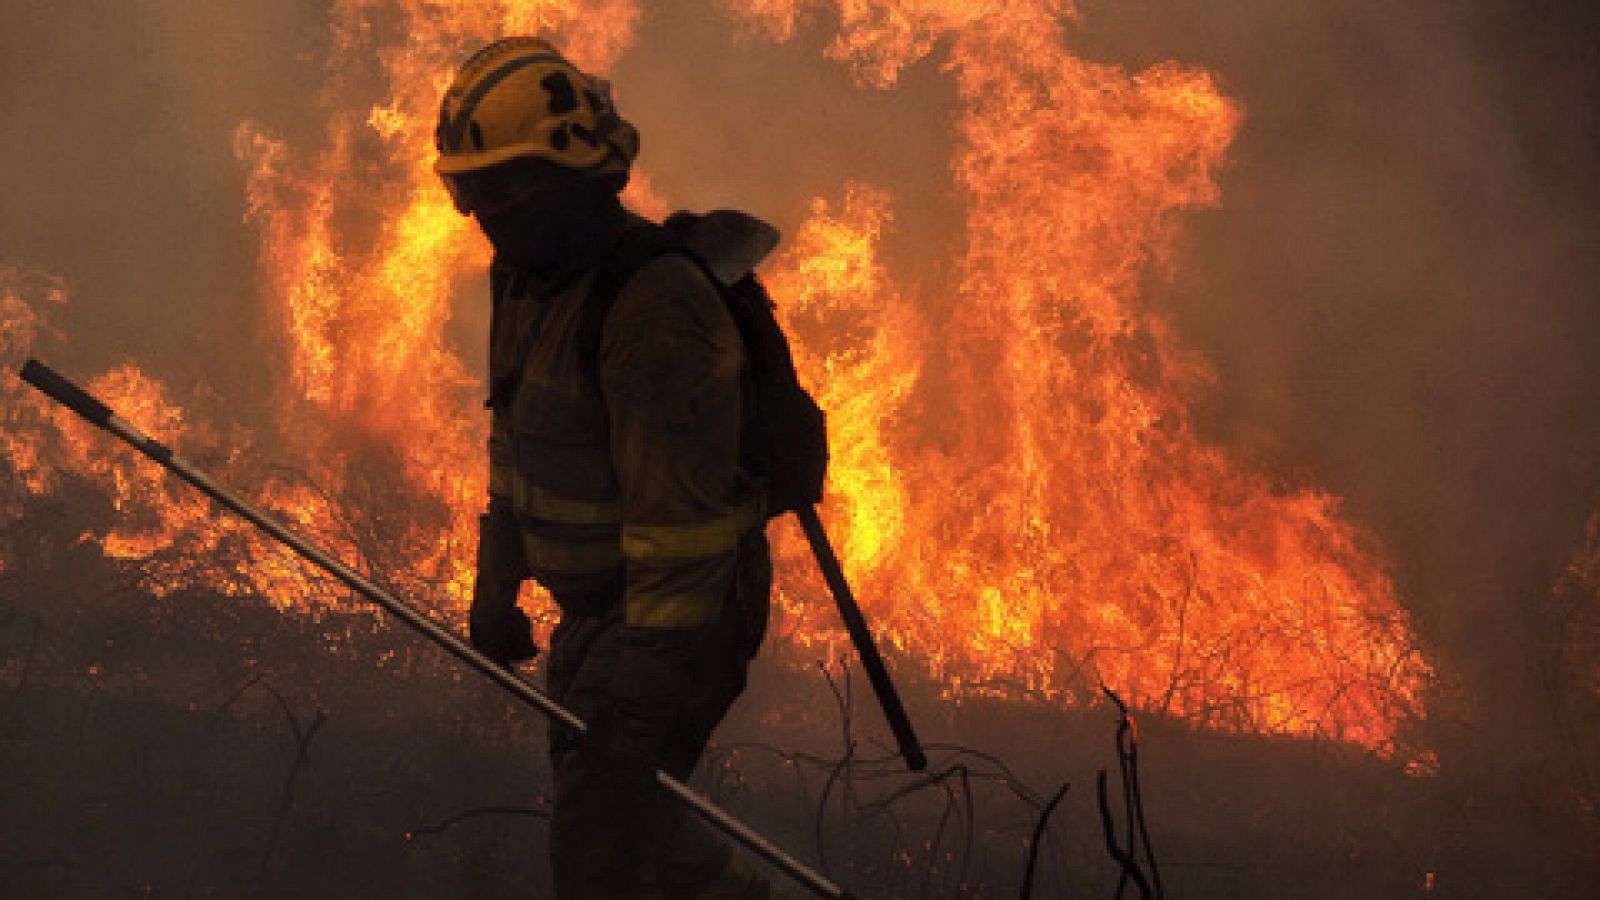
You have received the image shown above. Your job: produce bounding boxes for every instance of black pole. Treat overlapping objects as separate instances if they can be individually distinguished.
[795,505,928,772]
[17,358,855,900]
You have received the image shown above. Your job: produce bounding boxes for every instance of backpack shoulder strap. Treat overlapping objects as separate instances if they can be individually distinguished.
[579,209,780,379]
[578,221,689,380]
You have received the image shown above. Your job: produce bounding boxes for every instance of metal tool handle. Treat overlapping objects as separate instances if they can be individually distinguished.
[18,358,856,900]
[795,505,928,772]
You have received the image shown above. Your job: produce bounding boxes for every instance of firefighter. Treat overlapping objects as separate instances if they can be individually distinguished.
[435,37,779,898]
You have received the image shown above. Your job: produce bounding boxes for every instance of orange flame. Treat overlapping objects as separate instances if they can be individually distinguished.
[737,1,1429,749]
[0,1,1430,753]
[1,270,64,496]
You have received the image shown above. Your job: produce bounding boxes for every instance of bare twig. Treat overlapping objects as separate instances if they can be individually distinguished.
[1096,769,1151,900]
[405,804,551,840]
[1098,685,1162,900]
[209,673,330,881]
[1021,783,1069,900]
[702,660,1085,897]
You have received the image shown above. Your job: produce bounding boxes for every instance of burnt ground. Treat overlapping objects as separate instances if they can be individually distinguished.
[1,487,1595,899]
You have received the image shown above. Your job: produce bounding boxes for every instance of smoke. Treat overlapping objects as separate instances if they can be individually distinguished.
[3,0,1596,756]
[1060,0,1600,755]
[612,5,964,295]
[0,1,327,413]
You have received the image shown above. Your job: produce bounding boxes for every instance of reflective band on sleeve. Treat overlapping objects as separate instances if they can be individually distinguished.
[626,590,723,629]
[520,531,623,574]
[620,504,757,562]
[512,472,622,525]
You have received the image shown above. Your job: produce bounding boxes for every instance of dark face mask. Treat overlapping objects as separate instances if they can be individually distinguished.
[476,178,622,276]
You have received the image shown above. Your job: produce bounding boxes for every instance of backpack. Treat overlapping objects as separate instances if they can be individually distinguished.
[580,210,828,518]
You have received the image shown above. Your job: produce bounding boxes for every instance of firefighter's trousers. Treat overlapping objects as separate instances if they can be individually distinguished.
[546,529,772,899]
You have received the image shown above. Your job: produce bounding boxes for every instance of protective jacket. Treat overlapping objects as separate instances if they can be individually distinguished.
[484,211,766,630]
[476,209,776,897]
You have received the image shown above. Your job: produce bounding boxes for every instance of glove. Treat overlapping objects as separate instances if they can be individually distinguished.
[469,499,539,666]
[469,601,539,666]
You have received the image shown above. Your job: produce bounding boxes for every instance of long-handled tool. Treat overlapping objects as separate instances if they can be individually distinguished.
[795,506,928,772]
[17,358,855,900]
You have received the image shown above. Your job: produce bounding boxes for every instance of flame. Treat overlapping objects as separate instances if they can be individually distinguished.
[738,1,1429,749]
[0,275,212,588]
[1,270,63,496]
[227,1,657,617]
[1,1,1430,752]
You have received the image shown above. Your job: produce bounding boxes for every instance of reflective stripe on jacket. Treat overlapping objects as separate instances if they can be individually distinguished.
[487,228,763,629]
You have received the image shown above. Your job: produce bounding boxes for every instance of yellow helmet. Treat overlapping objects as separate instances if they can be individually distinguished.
[434,37,638,183]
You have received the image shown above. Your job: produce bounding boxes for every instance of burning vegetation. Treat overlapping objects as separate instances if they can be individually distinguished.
[8,2,1600,898]
[1,1,1430,754]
